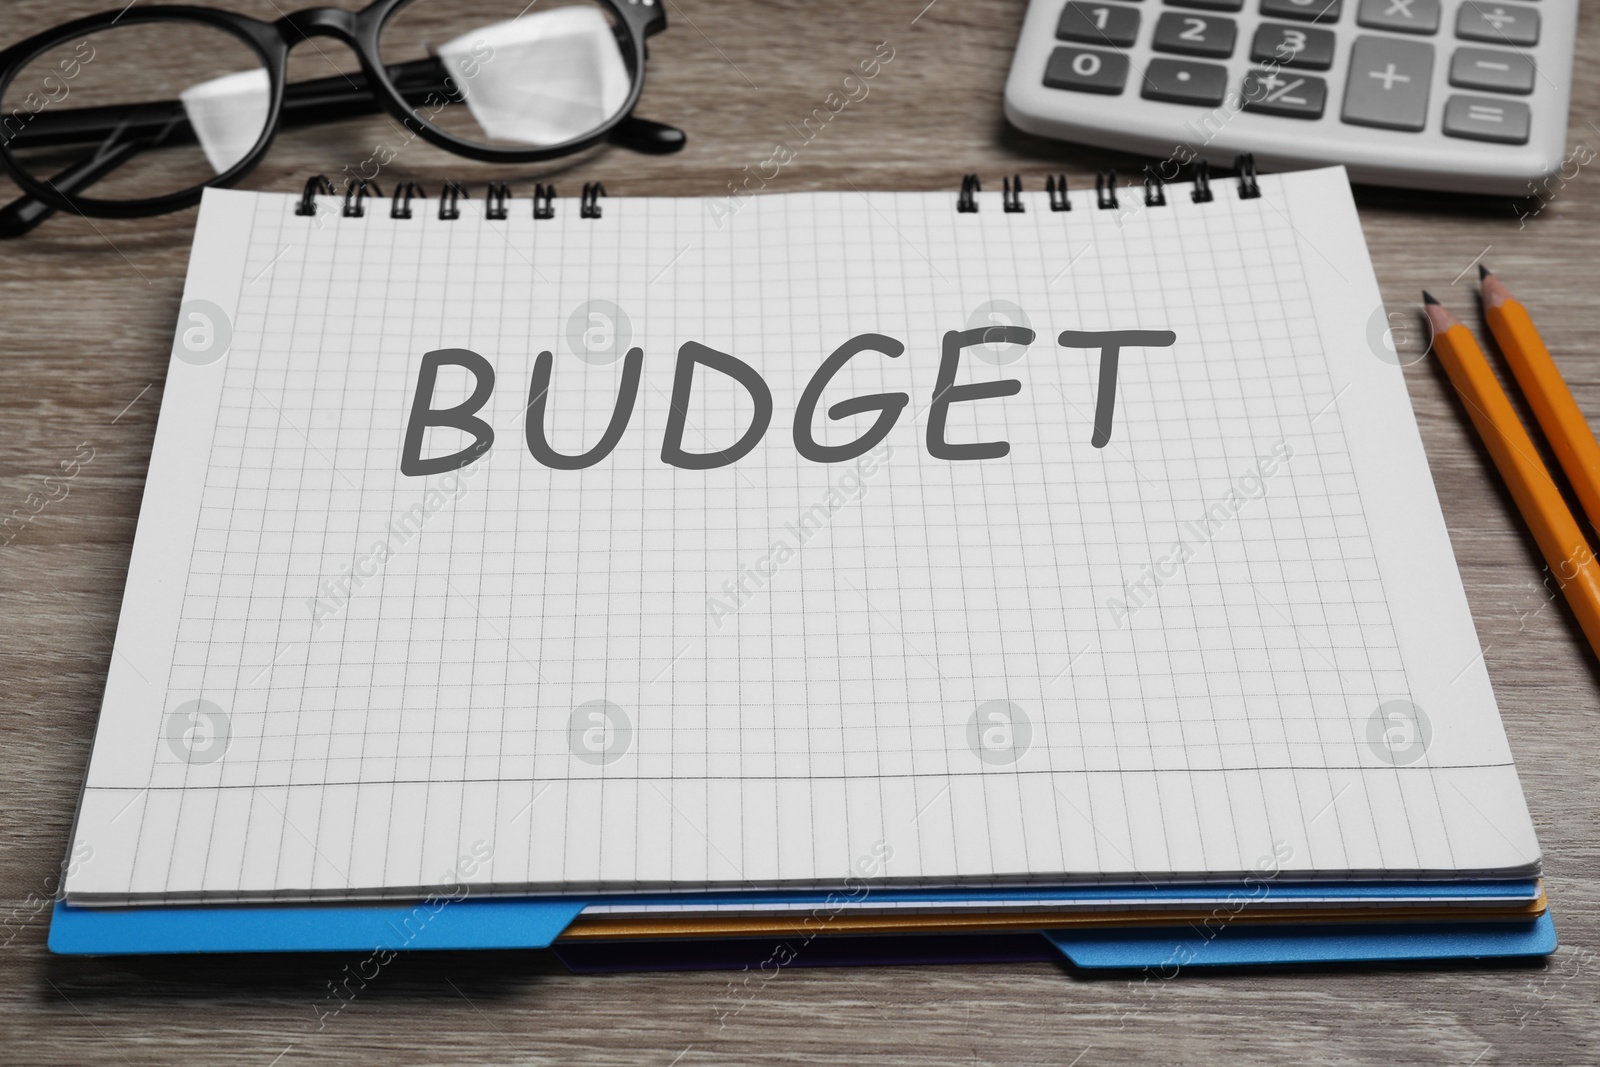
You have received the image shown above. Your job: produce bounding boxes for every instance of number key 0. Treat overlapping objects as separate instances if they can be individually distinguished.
[1043,45,1132,93]
[1057,1,1142,48]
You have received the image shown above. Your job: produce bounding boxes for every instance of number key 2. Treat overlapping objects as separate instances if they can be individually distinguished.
[1057,1,1142,48]
[1250,22,1336,69]
[1153,12,1237,58]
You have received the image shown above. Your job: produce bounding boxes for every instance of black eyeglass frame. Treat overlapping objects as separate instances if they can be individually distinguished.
[0,0,666,219]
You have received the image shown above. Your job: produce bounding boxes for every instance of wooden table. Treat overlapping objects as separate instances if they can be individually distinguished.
[2,1,1597,1062]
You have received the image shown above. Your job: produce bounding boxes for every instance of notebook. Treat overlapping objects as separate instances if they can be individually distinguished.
[61,166,1542,930]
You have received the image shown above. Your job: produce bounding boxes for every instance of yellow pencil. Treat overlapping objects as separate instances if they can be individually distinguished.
[1424,291,1600,659]
[1480,264,1600,533]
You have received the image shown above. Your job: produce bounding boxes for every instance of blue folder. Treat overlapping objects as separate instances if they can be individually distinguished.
[49,880,1556,968]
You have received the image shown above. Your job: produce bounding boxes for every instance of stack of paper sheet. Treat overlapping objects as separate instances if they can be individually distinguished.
[52,167,1553,968]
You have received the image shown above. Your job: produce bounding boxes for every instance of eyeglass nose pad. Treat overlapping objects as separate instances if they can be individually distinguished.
[608,115,685,155]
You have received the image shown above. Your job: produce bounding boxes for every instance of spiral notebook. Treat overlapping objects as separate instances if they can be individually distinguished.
[58,165,1544,955]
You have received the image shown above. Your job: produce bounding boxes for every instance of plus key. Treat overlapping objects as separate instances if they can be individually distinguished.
[1342,36,1434,131]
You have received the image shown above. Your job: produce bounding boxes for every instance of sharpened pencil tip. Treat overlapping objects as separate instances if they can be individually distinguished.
[1422,290,1439,306]
[1478,263,1491,280]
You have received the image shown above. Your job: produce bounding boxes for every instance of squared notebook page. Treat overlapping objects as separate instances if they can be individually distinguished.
[66,167,1539,904]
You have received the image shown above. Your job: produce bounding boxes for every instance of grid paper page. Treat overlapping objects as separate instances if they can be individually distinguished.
[66,167,1539,903]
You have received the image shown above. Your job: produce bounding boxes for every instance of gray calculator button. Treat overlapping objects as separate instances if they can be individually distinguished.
[1356,0,1440,34]
[1258,0,1341,23]
[1153,12,1238,56]
[1142,58,1230,104]
[1442,94,1531,143]
[1242,69,1329,116]
[1165,0,1245,11]
[1450,47,1535,93]
[1251,23,1336,68]
[1044,46,1132,93]
[1342,36,1434,130]
[1058,2,1143,46]
[1456,1,1539,46]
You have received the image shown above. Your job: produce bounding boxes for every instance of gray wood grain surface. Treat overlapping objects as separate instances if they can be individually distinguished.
[2,0,1597,1062]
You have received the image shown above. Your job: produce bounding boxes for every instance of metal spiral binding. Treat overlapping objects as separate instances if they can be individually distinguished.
[295,175,334,216]
[1143,166,1166,207]
[949,165,1241,215]
[485,182,510,220]
[957,174,980,213]
[1235,153,1261,199]
[304,168,1297,225]
[438,181,464,220]
[1046,174,1070,212]
[533,183,556,220]
[1003,175,1025,213]
[342,178,379,218]
[390,181,424,219]
[1095,170,1118,210]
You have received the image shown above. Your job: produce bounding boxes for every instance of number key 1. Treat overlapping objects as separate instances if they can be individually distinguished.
[1057,1,1143,47]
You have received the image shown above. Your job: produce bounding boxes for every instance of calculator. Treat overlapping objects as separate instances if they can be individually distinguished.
[1003,0,1577,194]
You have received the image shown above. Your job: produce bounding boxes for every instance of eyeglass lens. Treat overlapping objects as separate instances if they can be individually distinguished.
[1,20,272,204]
[379,0,636,151]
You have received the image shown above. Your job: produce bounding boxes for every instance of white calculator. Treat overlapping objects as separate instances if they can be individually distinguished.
[1003,0,1577,194]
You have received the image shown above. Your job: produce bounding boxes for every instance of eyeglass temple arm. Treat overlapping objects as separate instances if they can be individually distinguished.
[0,58,472,237]
[0,59,684,237]
[6,57,684,152]
[4,59,456,151]
[0,61,458,237]
[0,138,142,237]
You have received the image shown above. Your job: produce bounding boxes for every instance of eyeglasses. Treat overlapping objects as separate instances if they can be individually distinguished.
[0,0,681,237]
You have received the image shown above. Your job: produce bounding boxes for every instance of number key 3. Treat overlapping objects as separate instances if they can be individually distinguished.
[1250,22,1336,69]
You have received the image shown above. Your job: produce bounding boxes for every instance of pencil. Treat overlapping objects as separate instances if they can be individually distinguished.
[1479,264,1600,533]
[1424,291,1600,658]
